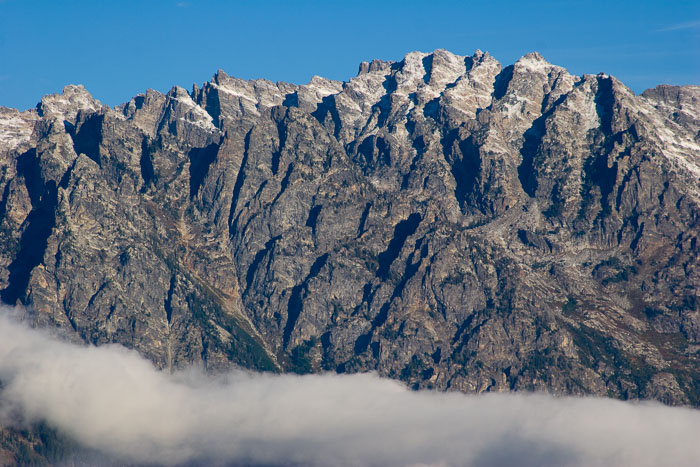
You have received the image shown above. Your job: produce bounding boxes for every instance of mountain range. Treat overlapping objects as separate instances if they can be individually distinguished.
[0,48,698,421]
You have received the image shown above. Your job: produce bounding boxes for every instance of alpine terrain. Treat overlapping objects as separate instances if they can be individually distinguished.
[0,48,699,424]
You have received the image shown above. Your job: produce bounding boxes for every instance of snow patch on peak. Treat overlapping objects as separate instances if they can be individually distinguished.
[39,85,101,123]
[438,50,501,118]
[515,52,554,74]
[251,79,285,108]
[212,82,258,102]
[523,51,546,61]
[431,48,460,60]
[637,102,700,196]
[357,59,395,75]
[169,86,199,108]
[394,51,431,94]
[641,85,700,136]
[168,86,216,132]
[427,49,467,88]
[403,50,430,62]
[346,67,392,103]
[0,107,39,152]
[303,76,343,100]
[209,77,286,110]
[201,75,299,119]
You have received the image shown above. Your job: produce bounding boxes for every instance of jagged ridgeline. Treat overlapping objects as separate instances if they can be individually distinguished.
[0,49,698,405]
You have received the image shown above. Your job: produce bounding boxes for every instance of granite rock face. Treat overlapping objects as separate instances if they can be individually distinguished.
[1,50,699,405]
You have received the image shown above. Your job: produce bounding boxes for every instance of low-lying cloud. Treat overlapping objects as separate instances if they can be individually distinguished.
[0,310,699,466]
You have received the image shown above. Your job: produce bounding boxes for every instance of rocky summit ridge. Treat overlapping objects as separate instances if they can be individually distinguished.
[0,48,699,407]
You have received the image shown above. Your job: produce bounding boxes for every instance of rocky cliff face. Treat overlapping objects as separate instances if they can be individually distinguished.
[1,49,698,405]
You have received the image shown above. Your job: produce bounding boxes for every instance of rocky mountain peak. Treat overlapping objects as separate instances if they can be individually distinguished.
[642,84,700,138]
[357,58,395,75]
[517,51,548,64]
[0,106,39,154]
[37,84,102,125]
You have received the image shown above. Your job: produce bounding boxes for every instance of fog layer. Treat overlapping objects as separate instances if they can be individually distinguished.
[0,311,698,466]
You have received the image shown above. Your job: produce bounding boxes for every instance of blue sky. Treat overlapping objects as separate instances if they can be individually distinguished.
[1,0,698,110]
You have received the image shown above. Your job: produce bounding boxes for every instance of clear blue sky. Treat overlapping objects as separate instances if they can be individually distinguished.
[1,0,698,110]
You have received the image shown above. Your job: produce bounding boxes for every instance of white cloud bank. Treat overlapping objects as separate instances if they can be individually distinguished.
[0,311,699,466]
